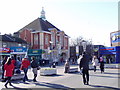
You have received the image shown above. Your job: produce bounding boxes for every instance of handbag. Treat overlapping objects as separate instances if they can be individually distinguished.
[37,66,41,70]
[15,69,21,74]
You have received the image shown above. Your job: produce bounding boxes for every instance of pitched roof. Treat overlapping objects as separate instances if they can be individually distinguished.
[39,18,69,37]
[1,34,27,44]
[15,18,69,37]
[39,18,61,32]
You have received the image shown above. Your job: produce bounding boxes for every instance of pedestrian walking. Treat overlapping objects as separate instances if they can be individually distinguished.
[15,57,21,69]
[20,57,30,82]
[99,56,104,73]
[31,57,39,82]
[78,55,83,74]
[64,60,70,73]
[1,56,7,81]
[4,57,15,88]
[92,55,99,72]
[79,52,90,85]
[15,57,21,74]
[11,56,16,75]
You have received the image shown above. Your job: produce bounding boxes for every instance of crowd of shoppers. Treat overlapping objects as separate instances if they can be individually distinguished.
[1,52,106,88]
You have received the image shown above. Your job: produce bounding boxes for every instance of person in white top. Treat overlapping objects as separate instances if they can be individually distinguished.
[92,55,99,72]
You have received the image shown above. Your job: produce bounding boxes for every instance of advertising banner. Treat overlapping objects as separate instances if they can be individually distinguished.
[0,48,10,53]
[111,31,120,43]
[10,47,27,54]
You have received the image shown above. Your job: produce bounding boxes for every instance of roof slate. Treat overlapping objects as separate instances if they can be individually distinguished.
[39,18,61,32]
[0,34,27,43]
[15,17,69,37]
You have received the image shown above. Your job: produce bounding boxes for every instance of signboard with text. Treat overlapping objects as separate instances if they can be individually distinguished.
[0,48,10,53]
[111,31,120,43]
[10,47,27,54]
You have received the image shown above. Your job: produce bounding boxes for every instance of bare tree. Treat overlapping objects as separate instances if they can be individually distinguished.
[69,36,93,57]
[69,36,83,46]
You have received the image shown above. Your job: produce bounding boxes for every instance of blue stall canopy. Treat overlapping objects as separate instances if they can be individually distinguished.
[100,46,120,63]
[100,47,116,55]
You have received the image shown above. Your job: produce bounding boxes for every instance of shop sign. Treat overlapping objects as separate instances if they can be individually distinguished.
[28,49,42,56]
[0,48,10,53]
[10,47,27,54]
[100,48,114,51]
[100,47,116,55]
[32,50,38,53]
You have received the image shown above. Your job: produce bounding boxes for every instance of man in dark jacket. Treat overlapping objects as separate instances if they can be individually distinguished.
[79,52,90,85]
[31,57,39,82]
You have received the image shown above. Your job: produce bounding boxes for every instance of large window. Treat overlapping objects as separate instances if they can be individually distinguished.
[51,32,55,45]
[45,35,49,45]
[34,34,38,45]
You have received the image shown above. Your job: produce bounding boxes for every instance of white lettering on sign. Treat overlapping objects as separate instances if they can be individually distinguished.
[16,48,23,52]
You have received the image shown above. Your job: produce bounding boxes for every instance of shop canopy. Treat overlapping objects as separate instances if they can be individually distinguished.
[100,47,116,55]
[0,48,10,56]
[28,49,45,56]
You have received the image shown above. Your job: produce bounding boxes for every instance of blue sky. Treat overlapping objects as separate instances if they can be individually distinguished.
[0,0,118,46]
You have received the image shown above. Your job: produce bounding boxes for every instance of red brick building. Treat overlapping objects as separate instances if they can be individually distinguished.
[14,8,69,61]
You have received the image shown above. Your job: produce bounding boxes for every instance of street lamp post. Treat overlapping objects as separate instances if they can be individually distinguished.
[49,41,53,63]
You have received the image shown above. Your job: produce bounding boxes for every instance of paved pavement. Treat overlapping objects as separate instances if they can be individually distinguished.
[0,64,120,89]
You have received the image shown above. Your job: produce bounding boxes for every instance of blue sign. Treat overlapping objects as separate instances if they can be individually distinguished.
[100,46,120,63]
[100,47,116,55]
[10,47,27,52]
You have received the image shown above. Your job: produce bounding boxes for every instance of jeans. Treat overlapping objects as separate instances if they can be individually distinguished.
[2,68,5,79]
[94,66,96,72]
[82,69,89,84]
[23,68,28,82]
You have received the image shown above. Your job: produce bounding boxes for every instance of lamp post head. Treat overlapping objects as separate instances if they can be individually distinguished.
[82,40,86,52]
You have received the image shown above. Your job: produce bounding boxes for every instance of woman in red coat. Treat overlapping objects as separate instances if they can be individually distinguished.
[20,57,30,82]
[4,57,14,88]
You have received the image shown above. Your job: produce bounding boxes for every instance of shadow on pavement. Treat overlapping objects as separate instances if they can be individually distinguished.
[7,80,75,89]
[103,72,120,75]
[89,84,119,89]
[68,72,80,74]
[89,74,119,78]
[34,82,75,89]
[2,86,32,90]
[40,74,64,77]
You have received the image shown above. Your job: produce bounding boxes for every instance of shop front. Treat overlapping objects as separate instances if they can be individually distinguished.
[28,49,46,66]
[10,47,27,61]
[100,46,120,63]
[0,48,10,65]
[0,48,11,73]
[0,48,10,57]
